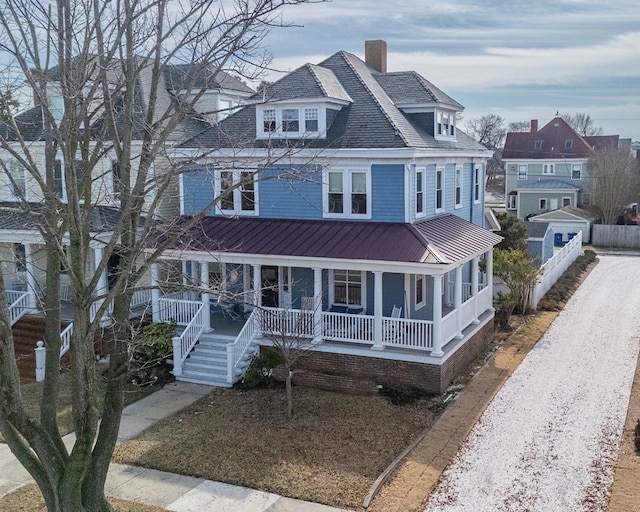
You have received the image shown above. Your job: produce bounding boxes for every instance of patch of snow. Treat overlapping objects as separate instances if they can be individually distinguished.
[425,255,640,512]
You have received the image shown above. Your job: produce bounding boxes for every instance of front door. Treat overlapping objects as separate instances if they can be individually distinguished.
[261,266,279,308]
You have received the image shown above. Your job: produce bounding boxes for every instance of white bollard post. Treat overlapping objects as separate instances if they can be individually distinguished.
[34,341,46,382]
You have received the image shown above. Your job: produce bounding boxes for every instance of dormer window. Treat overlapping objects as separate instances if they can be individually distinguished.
[534,140,543,150]
[564,139,573,150]
[436,110,456,138]
[257,104,328,139]
[305,108,319,131]
[282,109,299,132]
[263,109,276,132]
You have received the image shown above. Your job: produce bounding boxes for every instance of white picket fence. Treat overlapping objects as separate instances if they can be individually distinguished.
[530,231,583,308]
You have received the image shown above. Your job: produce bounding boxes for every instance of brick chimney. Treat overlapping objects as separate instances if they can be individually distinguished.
[531,119,538,133]
[365,40,387,73]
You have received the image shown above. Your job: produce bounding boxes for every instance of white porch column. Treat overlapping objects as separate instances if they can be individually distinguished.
[94,246,110,327]
[151,262,161,323]
[252,264,262,337]
[190,259,199,287]
[200,261,212,332]
[454,265,463,340]
[313,267,322,341]
[471,256,480,324]
[486,250,495,312]
[243,265,251,313]
[372,271,384,351]
[181,261,189,285]
[24,243,37,310]
[431,274,444,357]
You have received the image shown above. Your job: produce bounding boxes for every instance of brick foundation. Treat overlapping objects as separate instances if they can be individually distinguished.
[264,319,495,395]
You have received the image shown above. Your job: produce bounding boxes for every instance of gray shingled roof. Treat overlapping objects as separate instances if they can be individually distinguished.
[180,50,487,152]
[518,179,580,190]
[0,106,45,141]
[374,71,463,109]
[164,64,254,94]
[521,220,550,238]
[0,202,137,233]
[161,214,501,265]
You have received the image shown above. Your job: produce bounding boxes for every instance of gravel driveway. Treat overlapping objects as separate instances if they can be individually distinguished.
[424,255,640,512]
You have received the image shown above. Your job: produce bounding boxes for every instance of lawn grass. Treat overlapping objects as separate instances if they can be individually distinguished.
[0,485,165,512]
[1,368,160,442]
[113,386,437,509]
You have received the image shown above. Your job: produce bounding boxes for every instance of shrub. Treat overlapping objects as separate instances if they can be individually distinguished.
[130,321,177,386]
[241,349,284,389]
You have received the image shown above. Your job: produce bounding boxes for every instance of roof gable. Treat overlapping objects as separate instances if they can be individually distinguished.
[503,116,619,160]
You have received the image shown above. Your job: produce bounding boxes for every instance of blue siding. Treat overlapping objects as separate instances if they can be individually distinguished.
[182,171,215,215]
[371,164,405,222]
[259,167,323,220]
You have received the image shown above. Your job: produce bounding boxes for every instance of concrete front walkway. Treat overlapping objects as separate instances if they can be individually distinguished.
[0,382,349,512]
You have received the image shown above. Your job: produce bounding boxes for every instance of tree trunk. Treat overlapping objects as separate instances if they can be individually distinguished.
[285,368,293,419]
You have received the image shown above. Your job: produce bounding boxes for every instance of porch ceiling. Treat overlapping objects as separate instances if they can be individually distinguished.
[159,214,502,265]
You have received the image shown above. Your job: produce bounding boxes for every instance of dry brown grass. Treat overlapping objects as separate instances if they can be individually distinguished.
[113,386,437,509]
[0,484,166,512]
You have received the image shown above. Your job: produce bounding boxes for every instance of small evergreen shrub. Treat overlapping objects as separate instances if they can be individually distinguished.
[130,321,177,386]
[241,349,284,389]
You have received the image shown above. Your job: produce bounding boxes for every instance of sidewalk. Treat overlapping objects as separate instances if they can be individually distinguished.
[0,381,349,512]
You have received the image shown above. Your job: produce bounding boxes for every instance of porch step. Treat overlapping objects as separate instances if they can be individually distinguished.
[176,335,253,388]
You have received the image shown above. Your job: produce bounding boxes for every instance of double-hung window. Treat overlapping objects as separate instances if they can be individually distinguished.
[217,170,258,215]
[332,269,363,306]
[455,166,462,208]
[415,274,425,309]
[474,166,481,203]
[54,159,66,201]
[263,109,276,132]
[304,108,319,132]
[435,167,444,211]
[415,166,425,217]
[325,169,370,218]
[571,164,582,180]
[8,160,26,199]
[517,165,528,180]
[281,109,299,132]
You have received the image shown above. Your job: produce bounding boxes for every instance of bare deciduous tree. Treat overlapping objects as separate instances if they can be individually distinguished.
[586,147,640,224]
[464,114,506,185]
[0,0,320,510]
[562,112,603,137]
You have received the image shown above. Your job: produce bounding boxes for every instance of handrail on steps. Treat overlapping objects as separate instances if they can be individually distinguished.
[171,302,206,376]
[226,309,259,384]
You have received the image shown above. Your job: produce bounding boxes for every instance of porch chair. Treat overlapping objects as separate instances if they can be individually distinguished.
[383,305,403,343]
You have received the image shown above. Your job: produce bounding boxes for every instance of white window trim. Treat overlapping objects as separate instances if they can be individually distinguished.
[473,166,481,204]
[435,166,445,213]
[539,198,548,210]
[322,168,371,220]
[53,157,67,203]
[328,269,366,308]
[256,105,325,139]
[562,196,571,207]
[507,194,517,210]
[542,163,555,175]
[571,164,582,180]
[454,166,463,209]
[215,169,259,216]
[517,164,528,180]
[7,159,27,201]
[415,274,426,310]
[415,165,426,219]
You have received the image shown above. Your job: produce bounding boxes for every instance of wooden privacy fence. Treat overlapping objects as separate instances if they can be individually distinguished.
[592,225,640,248]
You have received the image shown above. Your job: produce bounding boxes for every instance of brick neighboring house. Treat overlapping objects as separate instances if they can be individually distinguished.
[503,115,620,220]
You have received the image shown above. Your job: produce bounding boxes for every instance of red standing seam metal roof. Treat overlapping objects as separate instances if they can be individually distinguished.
[164,214,502,265]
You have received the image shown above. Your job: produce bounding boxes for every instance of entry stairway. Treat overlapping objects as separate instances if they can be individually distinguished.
[175,331,257,388]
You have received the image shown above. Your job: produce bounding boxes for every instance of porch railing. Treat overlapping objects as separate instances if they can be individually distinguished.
[131,289,153,309]
[322,311,374,343]
[157,298,203,326]
[35,322,74,382]
[227,309,259,384]
[441,310,458,346]
[382,317,432,350]
[261,307,315,337]
[171,302,206,376]
[7,290,29,326]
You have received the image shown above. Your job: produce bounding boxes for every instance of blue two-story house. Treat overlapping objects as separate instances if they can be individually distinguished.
[152,40,502,393]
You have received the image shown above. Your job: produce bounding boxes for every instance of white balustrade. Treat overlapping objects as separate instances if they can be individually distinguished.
[227,309,259,383]
[7,290,29,326]
[261,307,315,338]
[131,289,153,308]
[158,298,203,326]
[322,311,374,343]
[441,310,458,347]
[381,317,433,350]
[171,303,205,376]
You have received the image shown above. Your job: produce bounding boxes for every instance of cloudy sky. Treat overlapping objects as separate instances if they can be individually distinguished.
[261,0,639,139]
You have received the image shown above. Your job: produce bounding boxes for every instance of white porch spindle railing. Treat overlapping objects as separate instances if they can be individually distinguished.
[158,298,203,326]
[261,307,315,338]
[381,317,433,350]
[227,309,259,383]
[321,311,374,343]
[60,323,73,357]
[7,290,29,326]
[131,289,153,308]
[171,302,205,376]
